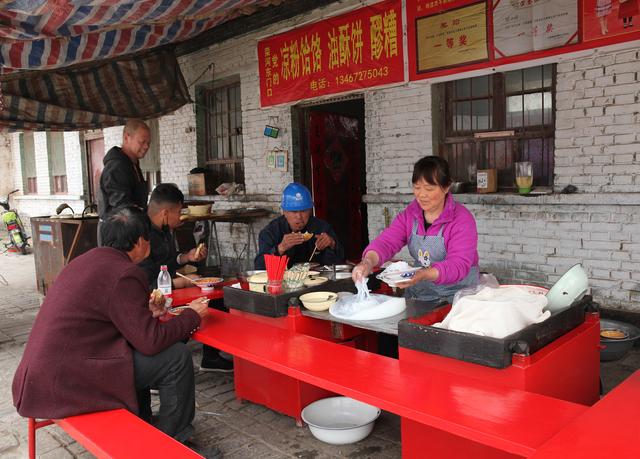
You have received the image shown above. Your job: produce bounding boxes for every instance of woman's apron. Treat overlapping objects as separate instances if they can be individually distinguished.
[405,219,478,303]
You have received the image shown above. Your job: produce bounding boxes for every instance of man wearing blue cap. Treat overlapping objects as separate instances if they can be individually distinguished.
[255,183,344,269]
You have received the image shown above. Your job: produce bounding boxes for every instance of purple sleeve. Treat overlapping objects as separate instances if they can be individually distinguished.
[431,207,478,285]
[363,207,412,265]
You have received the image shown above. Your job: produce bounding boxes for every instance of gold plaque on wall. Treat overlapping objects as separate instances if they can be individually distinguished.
[416,1,488,73]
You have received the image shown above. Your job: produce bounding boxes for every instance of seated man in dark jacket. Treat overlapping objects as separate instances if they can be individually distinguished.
[12,206,209,446]
[138,183,207,289]
[139,183,232,374]
[255,183,344,269]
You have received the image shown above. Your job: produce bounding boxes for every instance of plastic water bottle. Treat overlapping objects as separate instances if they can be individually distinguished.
[158,265,172,298]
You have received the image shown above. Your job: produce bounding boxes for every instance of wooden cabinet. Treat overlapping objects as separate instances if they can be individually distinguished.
[31,216,98,294]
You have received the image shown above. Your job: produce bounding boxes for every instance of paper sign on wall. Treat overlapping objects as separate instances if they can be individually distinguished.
[493,0,578,57]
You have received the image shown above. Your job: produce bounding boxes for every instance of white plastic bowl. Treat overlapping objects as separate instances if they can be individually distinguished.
[301,396,381,445]
[299,291,337,312]
[546,264,589,313]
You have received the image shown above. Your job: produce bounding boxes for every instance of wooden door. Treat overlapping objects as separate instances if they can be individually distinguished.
[86,138,105,205]
[308,111,364,261]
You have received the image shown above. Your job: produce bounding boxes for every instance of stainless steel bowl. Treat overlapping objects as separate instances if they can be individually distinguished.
[600,318,640,361]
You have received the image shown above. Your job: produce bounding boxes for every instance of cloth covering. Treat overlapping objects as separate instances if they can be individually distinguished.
[433,286,551,339]
[0,49,190,131]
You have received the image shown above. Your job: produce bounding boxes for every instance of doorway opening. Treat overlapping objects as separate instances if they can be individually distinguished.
[293,97,367,262]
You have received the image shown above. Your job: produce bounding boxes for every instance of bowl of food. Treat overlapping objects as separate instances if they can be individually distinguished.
[247,272,268,293]
[193,276,223,292]
[299,291,338,312]
[187,204,211,216]
[303,276,329,287]
[600,318,640,361]
[301,396,381,445]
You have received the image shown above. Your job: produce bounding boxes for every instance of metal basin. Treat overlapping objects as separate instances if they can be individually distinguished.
[600,318,640,361]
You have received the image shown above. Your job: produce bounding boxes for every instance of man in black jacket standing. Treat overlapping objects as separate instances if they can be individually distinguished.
[97,119,150,244]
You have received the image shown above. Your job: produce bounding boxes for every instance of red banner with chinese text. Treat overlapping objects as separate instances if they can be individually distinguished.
[258,0,404,107]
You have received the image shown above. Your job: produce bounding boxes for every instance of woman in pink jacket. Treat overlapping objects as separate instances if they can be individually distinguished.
[352,156,479,303]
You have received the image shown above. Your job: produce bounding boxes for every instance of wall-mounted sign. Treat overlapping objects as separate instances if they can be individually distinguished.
[407,0,640,81]
[258,0,404,107]
[266,148,288,172]
[493,0,578,57]
[415,1,489,73]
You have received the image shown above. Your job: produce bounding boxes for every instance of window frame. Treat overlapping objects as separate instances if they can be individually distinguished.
[439,64,556,190]
[20,133,38,195]
[46,131,68,195]
[196,77,245,187]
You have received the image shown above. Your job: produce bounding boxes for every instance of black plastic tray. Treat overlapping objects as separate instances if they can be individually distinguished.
[398,295,596,368]
[223,277,357,317]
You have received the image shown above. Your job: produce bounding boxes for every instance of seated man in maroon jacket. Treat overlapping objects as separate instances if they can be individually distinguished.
[12,206,209,444]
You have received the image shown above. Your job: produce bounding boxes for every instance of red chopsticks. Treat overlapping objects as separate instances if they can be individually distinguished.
[264,254,288,281]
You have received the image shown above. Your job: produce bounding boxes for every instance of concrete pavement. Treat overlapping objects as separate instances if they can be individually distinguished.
[0,252,637,458]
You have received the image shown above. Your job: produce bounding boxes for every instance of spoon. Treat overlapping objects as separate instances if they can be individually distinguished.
[303,294,337,303]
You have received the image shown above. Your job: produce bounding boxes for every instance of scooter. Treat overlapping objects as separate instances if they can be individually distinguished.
[1,190,30,254]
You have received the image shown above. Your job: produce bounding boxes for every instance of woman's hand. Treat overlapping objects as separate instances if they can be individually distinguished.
[352,259,373,283]
[395,267,439,289]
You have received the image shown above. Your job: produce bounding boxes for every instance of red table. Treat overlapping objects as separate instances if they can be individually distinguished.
[170,280,238,306]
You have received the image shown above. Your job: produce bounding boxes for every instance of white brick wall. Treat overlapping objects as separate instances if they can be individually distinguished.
[554,48,640,192]
[364,83,432,194]
[0,133,14,196]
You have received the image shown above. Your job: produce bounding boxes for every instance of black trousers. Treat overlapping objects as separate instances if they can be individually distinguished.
[202,298,228,364]
[134,342,195,442]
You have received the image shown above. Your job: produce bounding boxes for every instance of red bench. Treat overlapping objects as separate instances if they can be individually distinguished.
[193,310,589,458]
[531,369,640,457]
[29,409,203,459]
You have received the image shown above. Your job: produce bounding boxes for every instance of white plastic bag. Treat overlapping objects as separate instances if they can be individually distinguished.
[330,279,384,317]
[452,273,500,306]
[330,279,406,320]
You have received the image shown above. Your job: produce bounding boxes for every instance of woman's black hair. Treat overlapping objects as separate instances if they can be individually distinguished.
[411,156,452,188]
[100,205,150,251]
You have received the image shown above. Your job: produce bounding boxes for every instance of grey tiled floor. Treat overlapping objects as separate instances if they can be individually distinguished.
[0,252,637,458]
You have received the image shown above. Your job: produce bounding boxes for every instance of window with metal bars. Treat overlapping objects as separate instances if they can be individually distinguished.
[197,81,244,186]
[437,64,555,189]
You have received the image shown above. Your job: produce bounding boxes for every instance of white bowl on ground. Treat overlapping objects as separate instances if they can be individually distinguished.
[301,396,381,445]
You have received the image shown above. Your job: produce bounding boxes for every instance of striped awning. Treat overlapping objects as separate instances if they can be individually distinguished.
[0,0,281,73]
[0,48,190,131]
[0,0,282,131]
